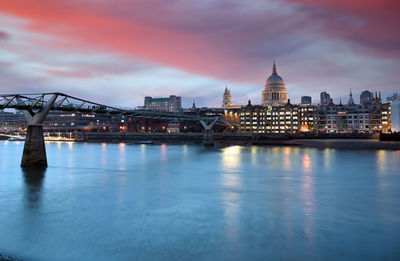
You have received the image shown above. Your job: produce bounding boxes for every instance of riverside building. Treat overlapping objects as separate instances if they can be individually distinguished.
[315,95,390,133]
[238,100,317,134]
[144,95,182,112]
[233,62,391,134]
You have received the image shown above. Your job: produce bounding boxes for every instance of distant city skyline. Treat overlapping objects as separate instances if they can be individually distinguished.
[0,0,399,108]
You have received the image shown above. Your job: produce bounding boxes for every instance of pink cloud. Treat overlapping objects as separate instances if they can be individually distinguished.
[44,69,94,78]
[0,0,399,106]
[283,0,400,59]
[0,0,321,83]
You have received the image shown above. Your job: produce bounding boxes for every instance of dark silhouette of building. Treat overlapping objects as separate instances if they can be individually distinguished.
[360,90,373,104]
[301,96,312,105]
[320,91,330,105]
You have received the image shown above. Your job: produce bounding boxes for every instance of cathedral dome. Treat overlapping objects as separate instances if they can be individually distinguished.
[262,61,289,105]
[267,74,284,87]
[265,63,286,91]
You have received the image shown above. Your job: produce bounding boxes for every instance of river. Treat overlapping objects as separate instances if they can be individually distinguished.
[0,141,400,260]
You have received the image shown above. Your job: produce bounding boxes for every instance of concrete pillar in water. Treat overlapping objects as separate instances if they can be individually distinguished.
[200,117,219,146]
[17,94,58,167]
[21,125,47,167]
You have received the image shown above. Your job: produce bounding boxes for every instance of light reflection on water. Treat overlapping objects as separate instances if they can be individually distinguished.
[0,141,399,261]
[221,145,241,171]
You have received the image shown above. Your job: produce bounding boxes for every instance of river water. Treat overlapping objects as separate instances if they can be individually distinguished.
[0,141,400,261]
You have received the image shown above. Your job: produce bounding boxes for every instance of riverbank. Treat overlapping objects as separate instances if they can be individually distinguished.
[80,132,400,150]
[82,132,382,142]
[2,132,399,150]
[251,139,400,150]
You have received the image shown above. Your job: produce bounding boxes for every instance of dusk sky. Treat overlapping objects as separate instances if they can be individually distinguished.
[0,0,399,107]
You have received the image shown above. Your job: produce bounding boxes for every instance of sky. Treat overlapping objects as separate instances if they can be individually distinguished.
[0,0,399,108]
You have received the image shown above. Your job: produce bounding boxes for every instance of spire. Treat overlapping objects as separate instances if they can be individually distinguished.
[224,86,228,93]
[272,60,277,75]
[348,89,354,105]
[192,99,196,110]
[339,98,342,106]
[379,91,381,100]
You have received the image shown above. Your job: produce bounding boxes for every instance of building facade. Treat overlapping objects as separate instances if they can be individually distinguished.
[315,98,390,133]
[144,95,182,112]
[239,100,308,134]
[236,94,391,134]
[261,61,289,105]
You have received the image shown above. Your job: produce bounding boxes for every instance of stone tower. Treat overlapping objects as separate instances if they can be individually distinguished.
[222,86,232,108]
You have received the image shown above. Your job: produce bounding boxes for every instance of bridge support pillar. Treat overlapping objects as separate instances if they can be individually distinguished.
[17,94,58,168]
[203,130,214,146]
[21,125,47,167]
[200,117,219,146]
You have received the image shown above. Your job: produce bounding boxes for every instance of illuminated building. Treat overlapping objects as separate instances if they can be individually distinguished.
[167,119,180,133]
[239,100,309,133]
[0,110,26,132]
[315,94,391,133]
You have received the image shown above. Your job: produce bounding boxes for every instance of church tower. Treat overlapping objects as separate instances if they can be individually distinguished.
[222,86,232,108]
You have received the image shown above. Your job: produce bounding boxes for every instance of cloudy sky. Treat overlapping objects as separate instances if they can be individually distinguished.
[0,0,399,107]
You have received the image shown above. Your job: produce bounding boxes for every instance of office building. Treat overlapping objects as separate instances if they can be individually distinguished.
[320,91,331,105]
[144,95,182,112]
[360,90,373,104]
[301,96,312,105]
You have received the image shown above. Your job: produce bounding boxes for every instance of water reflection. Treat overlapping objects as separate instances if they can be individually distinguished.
[251,146,258,165]
[283,147,292,170]
[161,143,167,162]
[301,152,315,249]
[220,146,242,245]
[101,143,107,166]
[22,167,46,210]
[302,153,311,174]
[221,146,241,170]
[118,143,126,170]
[67,142,74,150]
[323,148,334,171]
[376,150,387,175]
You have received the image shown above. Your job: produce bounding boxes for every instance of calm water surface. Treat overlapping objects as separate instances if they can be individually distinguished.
[0,141,400,261]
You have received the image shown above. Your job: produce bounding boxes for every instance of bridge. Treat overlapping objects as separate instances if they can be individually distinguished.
[0,93,223,167]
